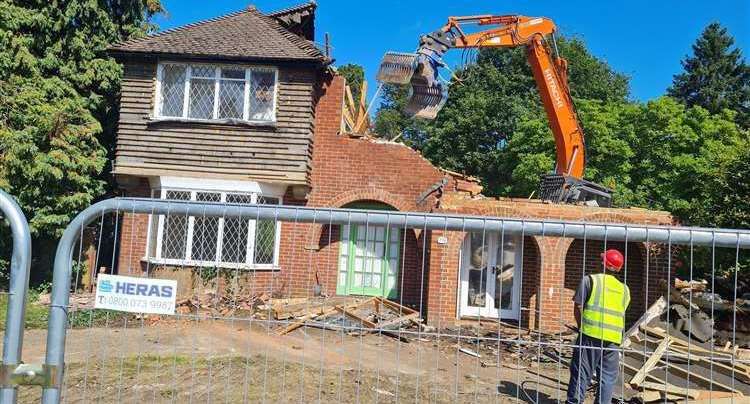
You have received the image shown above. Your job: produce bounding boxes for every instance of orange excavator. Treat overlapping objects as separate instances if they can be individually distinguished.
[377,15,612,206]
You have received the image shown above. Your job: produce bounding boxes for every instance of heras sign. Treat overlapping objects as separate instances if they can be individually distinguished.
[95,274,177,315]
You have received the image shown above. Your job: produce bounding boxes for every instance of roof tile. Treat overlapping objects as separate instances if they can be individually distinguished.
[109,6,324,62]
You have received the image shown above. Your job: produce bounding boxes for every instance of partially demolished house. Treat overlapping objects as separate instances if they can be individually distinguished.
[107,2,675,332]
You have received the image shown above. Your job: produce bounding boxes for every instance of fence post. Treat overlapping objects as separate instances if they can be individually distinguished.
[0,189,32,404]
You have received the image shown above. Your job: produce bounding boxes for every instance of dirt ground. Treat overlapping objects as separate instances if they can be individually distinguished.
[12,318,571,403]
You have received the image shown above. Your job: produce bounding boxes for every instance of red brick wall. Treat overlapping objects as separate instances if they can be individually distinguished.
[116,179,151,276]
[425,198,674,331]
[275,73,446,307]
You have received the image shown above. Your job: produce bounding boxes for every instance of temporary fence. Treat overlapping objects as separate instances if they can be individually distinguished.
[0,189,33,403]
[5,196,750,402]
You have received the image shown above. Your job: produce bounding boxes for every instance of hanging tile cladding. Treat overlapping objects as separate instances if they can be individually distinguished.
[114,61,316,184]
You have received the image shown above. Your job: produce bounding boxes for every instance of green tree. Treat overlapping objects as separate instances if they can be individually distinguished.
[669,23,750,128]
[0,0,163,282]
[337,63,365,104]
[707,144,750,229]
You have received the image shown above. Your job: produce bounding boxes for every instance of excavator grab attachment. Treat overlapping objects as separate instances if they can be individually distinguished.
[377,40,450,119]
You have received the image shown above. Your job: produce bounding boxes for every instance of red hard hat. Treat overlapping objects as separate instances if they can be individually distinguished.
[601,249,624,270]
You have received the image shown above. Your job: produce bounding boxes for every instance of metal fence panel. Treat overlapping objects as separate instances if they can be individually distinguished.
[0,189,33,403]
[36,197,750,403]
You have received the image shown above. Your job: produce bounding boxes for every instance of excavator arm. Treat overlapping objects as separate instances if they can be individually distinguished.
[377,14,612,206]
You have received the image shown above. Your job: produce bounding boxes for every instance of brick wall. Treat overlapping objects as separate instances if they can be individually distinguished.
[424,194,674,331]
[116,179,151,276]
[275,73,446,307]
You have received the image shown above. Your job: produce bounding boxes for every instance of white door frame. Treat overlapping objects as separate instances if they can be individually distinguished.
[458,232,522,321]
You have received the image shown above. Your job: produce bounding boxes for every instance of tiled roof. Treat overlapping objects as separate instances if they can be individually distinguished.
[108,5,324,62]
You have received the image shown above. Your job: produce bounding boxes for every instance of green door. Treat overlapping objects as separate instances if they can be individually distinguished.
[336,209,401,298]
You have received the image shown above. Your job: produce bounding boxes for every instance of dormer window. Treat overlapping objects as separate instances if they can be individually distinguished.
[155,63,277,123]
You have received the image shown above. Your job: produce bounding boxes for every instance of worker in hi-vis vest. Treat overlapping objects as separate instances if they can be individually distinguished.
[566,249,630,404]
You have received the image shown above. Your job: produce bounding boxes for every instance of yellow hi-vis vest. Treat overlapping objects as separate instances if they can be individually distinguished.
[581,273,630,344]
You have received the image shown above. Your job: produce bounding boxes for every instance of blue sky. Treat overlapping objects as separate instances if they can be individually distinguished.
[154,0,749,102]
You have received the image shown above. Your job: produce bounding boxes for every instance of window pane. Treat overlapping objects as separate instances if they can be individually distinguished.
[191,65,214,78]
[218,80,245,119]
[160,65,186,117]
[221,68,244,79]
[254,196,279,265]
[191,192,220,261]
[249,70,275,121]
[188,78,215,119]
[161,190,190,260]
[222,193,253,264]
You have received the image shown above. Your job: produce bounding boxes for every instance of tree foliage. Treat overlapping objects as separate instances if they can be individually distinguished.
[0,0,163,280]
[669,23,750,128]
[373,33,749,232]
[0,0,162,234]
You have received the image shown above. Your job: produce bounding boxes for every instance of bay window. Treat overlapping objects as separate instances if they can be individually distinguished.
[148,189,281,268]
[156,63,277,123]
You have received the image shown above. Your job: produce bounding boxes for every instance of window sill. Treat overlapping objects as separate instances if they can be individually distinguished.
[142,257,280,271]
[147,117,277,129]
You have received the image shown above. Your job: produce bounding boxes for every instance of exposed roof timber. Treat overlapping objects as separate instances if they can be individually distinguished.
[268,1,317,41]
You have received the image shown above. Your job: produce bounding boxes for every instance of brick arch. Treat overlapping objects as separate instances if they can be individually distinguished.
[312,188,430,306]
[446,230,541,327]
[322,188,412,212]
[310,188,412,252]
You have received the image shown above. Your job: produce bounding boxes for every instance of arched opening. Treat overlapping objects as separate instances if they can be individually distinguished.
[333,200,406,299]
[458,231,531,321]
[564,239,647,326]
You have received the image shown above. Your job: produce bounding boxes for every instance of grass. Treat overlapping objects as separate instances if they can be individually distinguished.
[0,292,130,330]
[15,354,475,403]
[0,294,49,330]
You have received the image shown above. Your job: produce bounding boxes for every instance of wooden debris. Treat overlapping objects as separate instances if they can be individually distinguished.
[629,336,671,387]
[674,277,708,292]
[459,347,481,358]
[622,296,666,348]
[341,80,372,135]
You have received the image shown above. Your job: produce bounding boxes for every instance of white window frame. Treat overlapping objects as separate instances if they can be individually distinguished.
[154,62,279,124]
[145,185,282,270]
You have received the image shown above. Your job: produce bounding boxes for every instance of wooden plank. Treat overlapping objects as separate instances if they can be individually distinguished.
[622,361,667,385]
[345,86,357,114]
[630,336,670,387]
[623,296,666,348]
[639,381,699,399]
[117,144,306,161]
[334,306,378,329]
[277,300,367,336]
[114,163,307,182]
[667,343,750,384]
[375,297,418,315]
[278,308,335,335]
[116,126,313,143]
[117,137,308,153]
[354,80,368,132]
[376,312,420,329]
[643,326,750,375]
[115,153,304,169]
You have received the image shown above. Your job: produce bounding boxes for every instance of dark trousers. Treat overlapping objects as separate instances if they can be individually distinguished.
[566,335,620,404]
